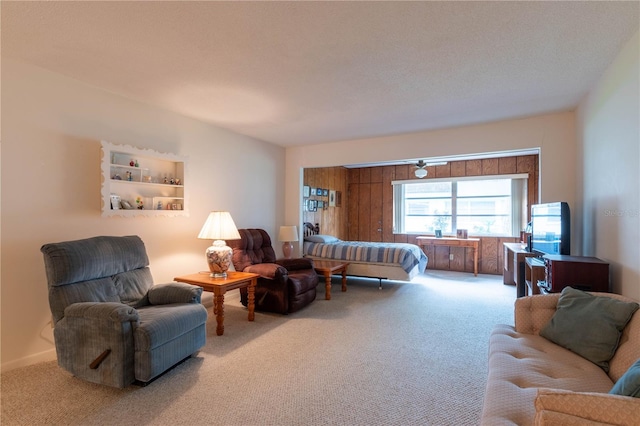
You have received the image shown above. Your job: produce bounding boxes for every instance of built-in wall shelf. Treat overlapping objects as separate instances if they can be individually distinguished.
[100,141,188,217]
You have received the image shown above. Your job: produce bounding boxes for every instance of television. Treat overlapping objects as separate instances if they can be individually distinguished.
[530,202,570,256]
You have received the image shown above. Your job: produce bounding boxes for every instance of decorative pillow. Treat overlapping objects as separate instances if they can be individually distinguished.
[304,235,340,243]
[610,358,640,397]
[540,287,639,372]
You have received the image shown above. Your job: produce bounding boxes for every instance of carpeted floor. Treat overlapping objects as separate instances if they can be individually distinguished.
[1,271,516,425]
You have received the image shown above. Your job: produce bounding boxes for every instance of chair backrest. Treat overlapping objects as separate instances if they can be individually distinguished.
[41,235,154,323]
[229,229,277,272]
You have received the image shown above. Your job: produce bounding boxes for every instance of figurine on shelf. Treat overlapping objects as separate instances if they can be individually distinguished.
[135,197,144,210]
[130,160,135,166]
[163,176,168,184]
[134,160,139,167]
[175,178,181,185]
[126,171,132,181]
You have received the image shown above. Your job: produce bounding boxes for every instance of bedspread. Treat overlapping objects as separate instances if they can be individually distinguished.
[303,240,427,275]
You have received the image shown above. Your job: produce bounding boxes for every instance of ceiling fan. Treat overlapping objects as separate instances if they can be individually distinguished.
[414,160,428,178]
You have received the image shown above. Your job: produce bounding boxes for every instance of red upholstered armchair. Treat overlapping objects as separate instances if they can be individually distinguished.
[229,229,318,314]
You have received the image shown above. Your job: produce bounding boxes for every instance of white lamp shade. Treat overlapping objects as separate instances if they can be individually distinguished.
[198,211,241,241]
[278,225,299,242]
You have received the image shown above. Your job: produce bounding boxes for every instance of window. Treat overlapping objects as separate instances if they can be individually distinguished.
[393,174,528,237]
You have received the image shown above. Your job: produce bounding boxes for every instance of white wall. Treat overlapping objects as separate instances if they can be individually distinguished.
[0,60,286,370]
[285,111,577,250]
[576,30,640,299]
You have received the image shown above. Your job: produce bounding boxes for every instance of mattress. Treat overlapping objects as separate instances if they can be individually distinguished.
[303,240,428,278]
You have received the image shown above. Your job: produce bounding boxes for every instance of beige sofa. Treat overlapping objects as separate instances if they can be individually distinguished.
[481,291,640,425]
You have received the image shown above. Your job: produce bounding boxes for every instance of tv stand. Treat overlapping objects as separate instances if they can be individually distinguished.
[503,243,536,297]
[525,257,545,296]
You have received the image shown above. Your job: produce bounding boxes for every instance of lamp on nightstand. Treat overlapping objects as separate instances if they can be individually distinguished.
[278,225,299,259]
[197,211,241,278]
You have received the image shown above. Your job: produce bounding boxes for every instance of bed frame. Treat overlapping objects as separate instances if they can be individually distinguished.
[302,223,424,287]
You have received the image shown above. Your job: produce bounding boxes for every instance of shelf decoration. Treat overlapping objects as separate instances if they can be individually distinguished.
[100,141,188,217]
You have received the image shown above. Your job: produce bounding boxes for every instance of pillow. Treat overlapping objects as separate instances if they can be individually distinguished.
[304,235,340,243]
[540,287,639,372]
[610,358,640,397]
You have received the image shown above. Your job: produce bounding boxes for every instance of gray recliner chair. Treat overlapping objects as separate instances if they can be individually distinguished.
[41,235,207,388]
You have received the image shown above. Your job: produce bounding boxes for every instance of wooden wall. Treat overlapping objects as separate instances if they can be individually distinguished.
[303,155,538,275]
[303,166,348,239]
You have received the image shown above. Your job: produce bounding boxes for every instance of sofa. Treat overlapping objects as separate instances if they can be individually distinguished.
[481,288,640,425]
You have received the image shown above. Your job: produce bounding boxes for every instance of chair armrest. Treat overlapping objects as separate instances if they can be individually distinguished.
[148,283,203,305]
[244,263,288,280]
[514,293,562,335]
[276,257,315,272]
[534,388,640,425]
[64,302,139,323]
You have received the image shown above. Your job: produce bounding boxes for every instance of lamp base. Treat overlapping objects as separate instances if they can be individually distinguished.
[210,272,228,278]
[205,240,232,279]
[282,241,293,259]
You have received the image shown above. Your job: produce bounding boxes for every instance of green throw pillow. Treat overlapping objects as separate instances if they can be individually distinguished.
[610,359,640,397]
[540,287,639,372]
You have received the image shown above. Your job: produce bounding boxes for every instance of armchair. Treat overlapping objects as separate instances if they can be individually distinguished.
[41,235,207,388]
[229,229,318,314]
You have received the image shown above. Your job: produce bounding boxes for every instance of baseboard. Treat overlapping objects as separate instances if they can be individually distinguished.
[1,348,57,373]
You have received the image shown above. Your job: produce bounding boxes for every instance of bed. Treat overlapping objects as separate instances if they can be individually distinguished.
[302,223,428,282]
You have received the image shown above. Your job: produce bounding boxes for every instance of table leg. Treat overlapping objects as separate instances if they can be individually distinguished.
[247,278,256,322]
[341,268,347,292]
[473,246,478,276]
[324,272,332,300]
[214,290,225,336]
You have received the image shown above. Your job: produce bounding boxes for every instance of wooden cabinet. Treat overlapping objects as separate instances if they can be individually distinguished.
[525,256,545,295]
[503,242,536,297]
[541,255,610,293]
[101,141,188,217]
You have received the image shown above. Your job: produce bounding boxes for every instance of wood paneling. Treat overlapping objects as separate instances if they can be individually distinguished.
[466,160,482,176]
[348,183,359,240]
[303,166,348,239]
[308,154,538,275]
[499,157,517,174]
[482,158,499,175]
[370,182,383,242]
[382,166,395,242]
[358,183,371,241]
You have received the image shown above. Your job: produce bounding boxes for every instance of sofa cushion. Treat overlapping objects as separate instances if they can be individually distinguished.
[540,287,639,372]
[481,324,614,425]
[610,358,640,397]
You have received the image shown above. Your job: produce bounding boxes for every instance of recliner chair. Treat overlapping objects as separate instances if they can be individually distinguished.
[229,229,318,314]
[41,235,208,388]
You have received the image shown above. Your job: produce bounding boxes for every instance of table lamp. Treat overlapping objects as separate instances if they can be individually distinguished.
[197,211,241,278]
[278,225,299,259]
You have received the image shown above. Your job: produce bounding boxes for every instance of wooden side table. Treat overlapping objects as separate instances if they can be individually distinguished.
[313,260,349,300]
[174,271,259,336]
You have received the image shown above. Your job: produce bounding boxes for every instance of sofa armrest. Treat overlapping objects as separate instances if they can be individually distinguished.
[514,293,562,335]
[148,282,203,305]
[64,302,139,323]
[244,263,288,280]
[534,388,640,426]
[276,257,314,271]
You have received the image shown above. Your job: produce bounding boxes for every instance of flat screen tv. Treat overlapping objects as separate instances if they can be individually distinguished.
[530,202,570,256]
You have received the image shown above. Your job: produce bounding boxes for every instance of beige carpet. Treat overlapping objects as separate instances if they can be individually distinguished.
[1,271,515,425]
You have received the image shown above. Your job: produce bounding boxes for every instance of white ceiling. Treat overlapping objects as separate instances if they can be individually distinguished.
[3,1,638,147]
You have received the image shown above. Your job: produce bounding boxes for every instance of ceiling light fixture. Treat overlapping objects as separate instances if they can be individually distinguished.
[414,160,428,178]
